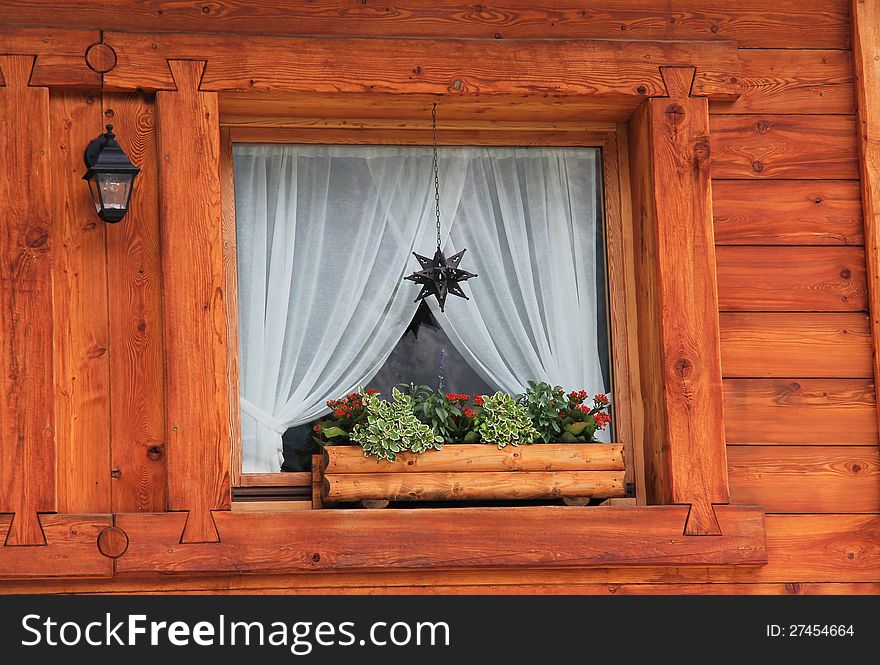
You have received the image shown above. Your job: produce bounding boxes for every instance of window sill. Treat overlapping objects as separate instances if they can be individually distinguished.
[112,504,767,575]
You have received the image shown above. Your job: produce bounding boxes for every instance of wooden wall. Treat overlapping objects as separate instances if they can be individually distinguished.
[0,0,878,593]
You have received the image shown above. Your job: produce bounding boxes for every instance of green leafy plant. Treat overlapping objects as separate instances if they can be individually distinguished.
[519,381,566,441]
[351,388,443,460]
[519,382,612,442]
[410,385,480,443]
[473,391,539,448]
[309,390,376,446]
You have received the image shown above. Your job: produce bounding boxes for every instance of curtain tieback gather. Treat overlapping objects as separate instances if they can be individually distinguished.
[241,399,290,434]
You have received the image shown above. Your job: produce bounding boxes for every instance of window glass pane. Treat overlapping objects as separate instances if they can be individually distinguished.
[233,144,610,474]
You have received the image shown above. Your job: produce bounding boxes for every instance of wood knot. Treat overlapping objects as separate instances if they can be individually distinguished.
[850,463,862,473]
[783,582,801,594]
[85,43,117,74]
[840,268,851,279]
[788,381,801,392]
[25,227,49,249]
[693,139,711,162]
[755,119,772,133]
[673,357,693,378]
[97,526,129,559]
[664,103,685,126]
[147,445,164,461]
[751,161,764,173]
[311,552,321,562]
[110,467,122,479]
[636,85,647,95]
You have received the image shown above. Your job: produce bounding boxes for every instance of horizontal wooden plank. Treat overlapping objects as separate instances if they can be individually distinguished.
[709,115,860,180]
[723,378,878,444]
[231,500,312,513]
[8,512,880,588]
[114,505,767,574]
[728,445,880,513]
[716,246,868,311]
[3,575,880,595]
[0,28,100,87]
[238,472,311,487]
[711,49,855,115]
[0,1,850,48]
[719,312,873,378]
[323,471,626,502]
[221,91,627,128]
[713,180,863,246]
[103,31,740,102]
[0,515,112,578]
[229,126,614,147]
[323,443,625,473]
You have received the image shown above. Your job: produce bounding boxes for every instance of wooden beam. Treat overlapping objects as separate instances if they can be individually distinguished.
[853,0,880,449]
[114,505,766,574]
[0,515,112,578]
[713,180,864,246]
[50,90,111,514]
[104,92,167,514]
[156,61,231,543]
[103,31,740,103]
[720,312,873,378]
[0,1,850,49]
[323,443,624,474]
[0,28,100,87]
[627,67,729,535]
[728,445,880,513]
[0,56,54,546]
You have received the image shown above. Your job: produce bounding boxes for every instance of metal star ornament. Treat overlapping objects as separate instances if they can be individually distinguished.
[405,246,477,312]
[404,102,478,312]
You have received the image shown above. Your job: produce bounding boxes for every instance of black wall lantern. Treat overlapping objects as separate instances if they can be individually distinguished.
[82,124,140,223]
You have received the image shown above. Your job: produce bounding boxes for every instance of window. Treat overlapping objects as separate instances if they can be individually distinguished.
[232,142,612,475]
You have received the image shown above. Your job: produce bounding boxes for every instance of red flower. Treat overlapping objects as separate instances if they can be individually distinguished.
[594,393,609,405]
[367,388,379,394]
[594,412,611,430]
[445,393,456,401]
[334,409,344,417]
[462,407,474,418]
[474,395,484,406]
[313,425,321,432]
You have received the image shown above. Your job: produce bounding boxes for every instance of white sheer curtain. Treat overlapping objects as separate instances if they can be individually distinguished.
[432,147,605,396]
[234,144,467,472]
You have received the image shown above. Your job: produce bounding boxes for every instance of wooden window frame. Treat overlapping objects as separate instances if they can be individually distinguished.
[221,122,645,506]
[0,30,770,577]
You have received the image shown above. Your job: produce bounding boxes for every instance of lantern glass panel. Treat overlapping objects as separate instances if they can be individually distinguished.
[96,172,133,210]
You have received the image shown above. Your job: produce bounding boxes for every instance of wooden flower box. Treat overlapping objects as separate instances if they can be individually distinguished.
[320,443,626,506]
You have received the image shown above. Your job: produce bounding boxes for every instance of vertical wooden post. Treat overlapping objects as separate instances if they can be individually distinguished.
[105,91,167,514]
[852,0,880,439]
[50,90,112,514]
[0,56,55,545]
[156,60,231,543]
[628,67,729,535]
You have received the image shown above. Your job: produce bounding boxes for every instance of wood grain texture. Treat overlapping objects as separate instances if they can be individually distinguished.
[0,56,54,546]
[719,312,873,378]
[709,115,860,180]
[716,246,868,311]
[3,576,879,595]
[114,505,766,574]
[0,28,100,87]
[105,92,167,514]
[103,31,740,102]
[713,180,864,246]
[323,471,626,503]
[603,127,644,498]
[728,445,880,513]
[852,0,880,456]
[323,443,625,474]
[50,90,111,514]
[156,61,231,543]
[711,49,855,115]
[629,68,729,535]
[723,378,878,444]
[0,1,850,48]
[0,515,112,578]
[628,101,669,508]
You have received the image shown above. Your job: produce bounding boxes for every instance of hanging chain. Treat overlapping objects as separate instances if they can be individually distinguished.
[432,103,442,250]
